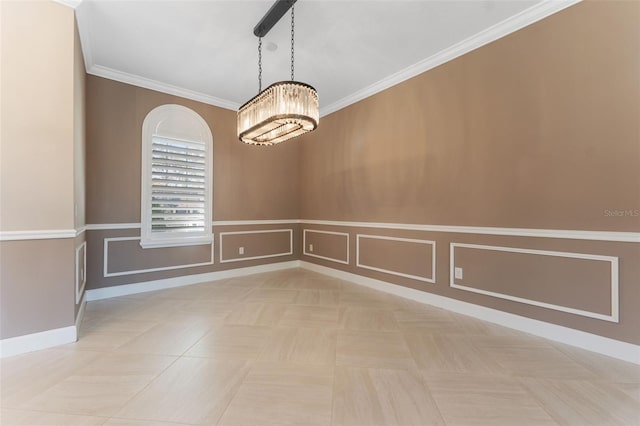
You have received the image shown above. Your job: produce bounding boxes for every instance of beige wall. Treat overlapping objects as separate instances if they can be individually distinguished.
[0,1,86,339]
[0,238,76,339]
[85,76,301,289]
[0,0,76,231]
[298,1,640,345]
[299,1,640,232]
[73,16,86,229]
[86,76,300,224]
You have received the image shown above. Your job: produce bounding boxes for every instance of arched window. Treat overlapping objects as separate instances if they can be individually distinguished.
[140,104,213,248]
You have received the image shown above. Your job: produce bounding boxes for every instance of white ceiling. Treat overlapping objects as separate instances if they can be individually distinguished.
[72,0,579,116]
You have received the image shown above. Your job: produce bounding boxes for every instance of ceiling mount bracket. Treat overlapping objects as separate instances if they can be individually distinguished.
[253,0,297,37]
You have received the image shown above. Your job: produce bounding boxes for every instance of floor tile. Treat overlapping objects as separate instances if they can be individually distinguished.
[162,299,234,321]
[339,289,396,310]
[4,268,635,426]
[224,302,286,326]
[80,318,158,335]
[184,325,272,360]
[242,288,298,304]
[222,275,270,289]
[476,342,596,379]
[115,318,213,356]
[425,372,557,426]
[332,366,444,426]
[1,349,102,408]
[520,377,640,425]
[336,331,416,370]
[404,332,502,374]
[293,289,341,306]
[103,418,193,426]
[150,282,223,300]
[82,298,146,322]
[262,270,342,291]
[449,313,528,337]
[552,342,640,383]
[60,331,140,352]
[260,327,336,365]
[66,319,159,352]
[393,307,460,332]
[279,305,342,328]
[217,363,333,426]
[19,353,176,417]
[615,382,640,403]
[0,409,106,426]
[205,285,253,303]
[341,307,399,332]
[116,358,250,425]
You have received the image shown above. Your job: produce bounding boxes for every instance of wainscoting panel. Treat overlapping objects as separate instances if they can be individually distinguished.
[103,236,214,277]
[302,229,349,264]
[219,229,293,263]
[450,243,618,322]
[357,234,435,283]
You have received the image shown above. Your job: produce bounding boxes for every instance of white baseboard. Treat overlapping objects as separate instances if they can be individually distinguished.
[299,261,640,365]
[0,326,77,358]
[86,260,300,301]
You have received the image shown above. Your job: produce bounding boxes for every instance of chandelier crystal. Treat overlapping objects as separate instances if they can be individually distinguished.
[238,2,318,145]
[238,81,318,145]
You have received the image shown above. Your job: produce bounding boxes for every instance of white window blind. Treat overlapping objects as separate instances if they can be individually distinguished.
[151,136,206,234]
[140,104,213,249]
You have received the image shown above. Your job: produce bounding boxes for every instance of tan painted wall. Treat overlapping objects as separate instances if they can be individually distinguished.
[86,76,300,224]
[0,1,86,339]
[0,238,75,339]
[0,0,76,231]
[299,1,640,232]
[85,76,301,289]
[298,1,640,345]
[73,16,86,229]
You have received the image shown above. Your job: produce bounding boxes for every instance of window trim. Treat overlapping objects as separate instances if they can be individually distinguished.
[140,104,213,249]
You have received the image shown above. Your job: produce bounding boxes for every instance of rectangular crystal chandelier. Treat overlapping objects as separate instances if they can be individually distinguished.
[238,81,318,145]
[237,1,318,146]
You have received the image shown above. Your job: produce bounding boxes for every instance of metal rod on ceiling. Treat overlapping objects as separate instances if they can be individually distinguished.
[253,0,297,37]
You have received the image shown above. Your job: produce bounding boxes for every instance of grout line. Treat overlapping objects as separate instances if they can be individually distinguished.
[101,353,182,421]
[516,376,563,425]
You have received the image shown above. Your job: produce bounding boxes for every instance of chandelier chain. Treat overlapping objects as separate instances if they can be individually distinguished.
[290,5,294,81]
[258,37,263,93]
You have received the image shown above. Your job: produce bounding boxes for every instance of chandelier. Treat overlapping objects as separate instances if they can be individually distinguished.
[238,0,319,146]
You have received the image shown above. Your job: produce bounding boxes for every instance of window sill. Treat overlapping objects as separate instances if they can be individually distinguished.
[139,236,213,249]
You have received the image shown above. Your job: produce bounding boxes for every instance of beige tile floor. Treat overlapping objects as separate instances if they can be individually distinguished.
[1,268,639,426]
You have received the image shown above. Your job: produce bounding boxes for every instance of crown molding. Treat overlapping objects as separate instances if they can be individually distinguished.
[87,65,241,111]
[76,0,580,118]
[319,0,582,117]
